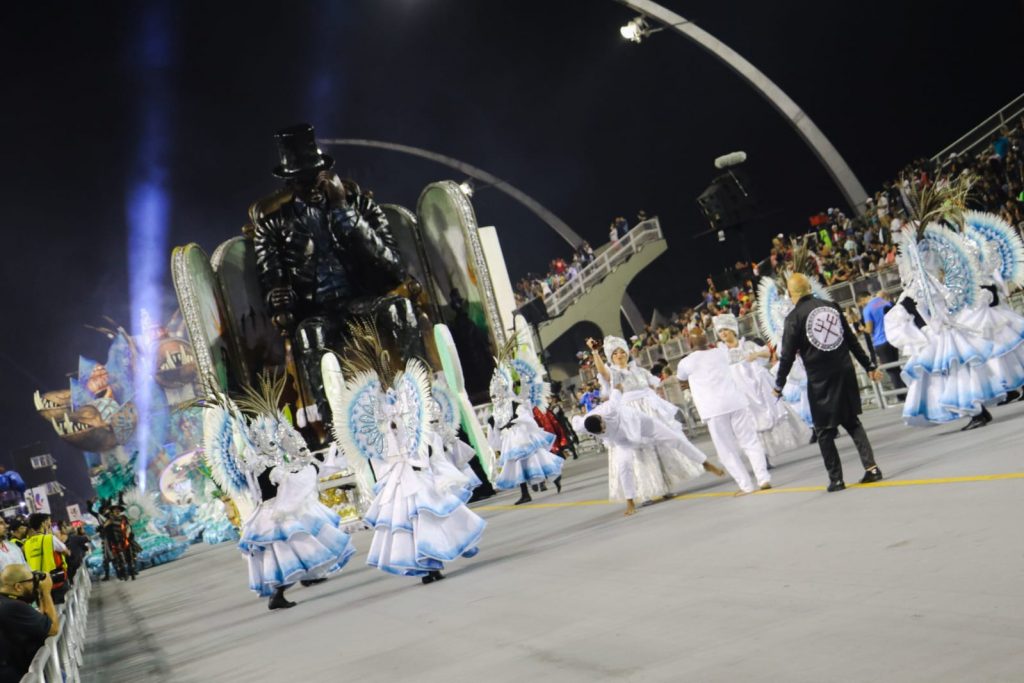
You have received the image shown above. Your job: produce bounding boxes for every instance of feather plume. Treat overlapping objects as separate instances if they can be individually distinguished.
[234,371,287,417]
[340,319,401,390]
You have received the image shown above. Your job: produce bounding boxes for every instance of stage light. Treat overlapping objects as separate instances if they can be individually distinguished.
[459,180,474,197]
[717,229,726,242]
[620,16,648,43]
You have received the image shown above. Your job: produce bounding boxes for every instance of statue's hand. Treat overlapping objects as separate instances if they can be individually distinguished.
[267,287,296,311]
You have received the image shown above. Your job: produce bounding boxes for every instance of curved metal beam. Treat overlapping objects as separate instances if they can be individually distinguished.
[318,137,646,333]
[616,0,868,212]
[318,138,580,246]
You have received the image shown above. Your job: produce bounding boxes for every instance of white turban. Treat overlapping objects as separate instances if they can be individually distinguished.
[603,335,629,358]
[712,314,739,335]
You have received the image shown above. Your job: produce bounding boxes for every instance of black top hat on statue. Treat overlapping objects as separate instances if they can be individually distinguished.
[272,123,334,179]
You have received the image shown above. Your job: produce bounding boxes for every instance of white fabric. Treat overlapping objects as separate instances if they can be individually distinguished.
[722,340,811,455]
[706,410,770,493]
[585,390,707,503]
[603,335,629,360]
[712,313,739,335]
[676,347,748,420]
[0,540,25,571]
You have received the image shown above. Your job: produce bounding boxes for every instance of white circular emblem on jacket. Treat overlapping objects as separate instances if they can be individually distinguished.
[805,306,844,351]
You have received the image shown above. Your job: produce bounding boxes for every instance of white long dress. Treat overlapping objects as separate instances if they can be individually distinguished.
[493,406,564,490]
[721,340,811,456]
[605,364,705,503]
[365,432,486,577]
[238,465,356,597]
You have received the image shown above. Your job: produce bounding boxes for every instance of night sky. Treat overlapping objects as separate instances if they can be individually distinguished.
[2,0,1021,499]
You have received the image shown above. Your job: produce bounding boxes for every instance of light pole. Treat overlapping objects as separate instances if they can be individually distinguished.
[615,0,869,213]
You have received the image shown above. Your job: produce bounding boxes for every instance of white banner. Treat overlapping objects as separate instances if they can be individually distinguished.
[66,504,82,523]
[28,485,50,514]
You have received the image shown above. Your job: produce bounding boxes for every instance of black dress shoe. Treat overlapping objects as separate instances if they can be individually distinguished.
[859,467,883,484]
[961,416,987,431]
[998,390,1020,405]
[431,570,445,582]
[514,494,532,505]
[827,480,846,492]
[300,578,327,587]
[268,592,297,610]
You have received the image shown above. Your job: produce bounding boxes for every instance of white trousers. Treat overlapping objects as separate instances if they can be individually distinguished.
[610,445,637,500]
[706,409,770,492]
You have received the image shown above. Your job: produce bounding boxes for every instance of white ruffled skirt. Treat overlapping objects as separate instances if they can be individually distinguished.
[239,467,356,597]
[365,461,486,577]
[494,419,564,490]
[607,390,704,503]
[731,362,811,455]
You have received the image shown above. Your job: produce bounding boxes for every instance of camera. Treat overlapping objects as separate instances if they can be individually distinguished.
[31,571,46,600]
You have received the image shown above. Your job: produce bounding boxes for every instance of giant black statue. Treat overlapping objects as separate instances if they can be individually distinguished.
[251,124,424,432]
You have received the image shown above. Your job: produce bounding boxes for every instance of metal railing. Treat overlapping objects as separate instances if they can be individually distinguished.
[20,570,93,683]
[536,218,665,318]
[931,92,1024,163]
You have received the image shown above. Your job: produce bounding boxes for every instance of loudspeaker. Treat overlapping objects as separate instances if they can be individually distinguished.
[697,172,755,229]
[517,297,549,325]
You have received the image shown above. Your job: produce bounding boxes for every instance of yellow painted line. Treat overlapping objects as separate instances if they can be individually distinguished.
[473,472,1024,511]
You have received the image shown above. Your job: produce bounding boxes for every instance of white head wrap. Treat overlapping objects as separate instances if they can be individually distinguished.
[712,314,739,335]
[603,335,629,359]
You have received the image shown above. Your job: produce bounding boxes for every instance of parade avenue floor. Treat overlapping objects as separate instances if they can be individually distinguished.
[83,402,1024,683]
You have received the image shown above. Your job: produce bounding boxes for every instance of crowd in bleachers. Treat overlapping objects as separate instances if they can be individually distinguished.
[627,118,1024,350]
[514,211,650,307]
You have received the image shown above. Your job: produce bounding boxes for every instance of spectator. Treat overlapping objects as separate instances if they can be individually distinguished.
[65,527,90,584]
[0,521,24,572]
[0,564,60,682]
[5,521,26,556]
[22,514,68,605]
[862,290,905,390]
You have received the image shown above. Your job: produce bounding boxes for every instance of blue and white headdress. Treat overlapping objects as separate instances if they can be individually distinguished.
[755,275,832,348]
[430,373,461,446]
[962,210,1024,288]
[919,222,981,315]
[328,320,432,465]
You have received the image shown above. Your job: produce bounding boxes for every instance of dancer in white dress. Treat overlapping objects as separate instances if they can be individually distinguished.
[201,374,356,610]
[326,323,486,585]
[427,375,481,503]
[586,336,721,515]
[677,330,770,495]
[488,338,564,505]
[713,314,811,459]
[885,221,1003,427]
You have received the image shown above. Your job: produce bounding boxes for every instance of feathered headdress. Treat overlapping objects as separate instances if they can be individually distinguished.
[962,210,1024,288]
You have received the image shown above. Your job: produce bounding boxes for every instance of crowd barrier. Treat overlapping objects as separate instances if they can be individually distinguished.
[20,570,93,683]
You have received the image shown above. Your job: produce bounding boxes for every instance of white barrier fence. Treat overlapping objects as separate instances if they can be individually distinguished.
[20,570,93,683]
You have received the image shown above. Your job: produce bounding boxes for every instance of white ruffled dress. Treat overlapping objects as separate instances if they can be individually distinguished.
[723,340,811,455]
[886,297,1014,426]
[238,465,356,597]
[605,365,704,503]
[364,433,486,577]
[493,406,564,490]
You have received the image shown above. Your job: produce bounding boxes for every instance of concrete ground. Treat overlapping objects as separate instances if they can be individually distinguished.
[83,401,1024,683]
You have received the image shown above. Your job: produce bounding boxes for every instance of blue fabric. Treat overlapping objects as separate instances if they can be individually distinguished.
[862,297,891,347]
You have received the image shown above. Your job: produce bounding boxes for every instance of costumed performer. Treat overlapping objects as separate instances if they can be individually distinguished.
[201,374,356,610]
[327,322,485,584]
[426,374,482,503]
[713,313,811,460]
[773,274,884,491]
[885,220,1007,429]
[677,330,770,495]
[488,337,564,505]
[586,335,719,513]
[572,398,723,515]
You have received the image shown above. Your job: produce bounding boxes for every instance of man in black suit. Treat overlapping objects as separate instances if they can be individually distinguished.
[773,274,884,491]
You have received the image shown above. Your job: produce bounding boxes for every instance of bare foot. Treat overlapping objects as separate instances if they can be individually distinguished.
[624,500,637,516]
[703,461,725,477]
[734,489,754,497]
[759,482,772,490]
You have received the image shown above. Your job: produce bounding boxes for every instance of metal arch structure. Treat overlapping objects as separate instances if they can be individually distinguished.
[317,137,647,331]
[615,0,869,212]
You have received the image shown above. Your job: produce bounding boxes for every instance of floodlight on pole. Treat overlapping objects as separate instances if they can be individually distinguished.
[613,0,868,212]
[458,180,474,197]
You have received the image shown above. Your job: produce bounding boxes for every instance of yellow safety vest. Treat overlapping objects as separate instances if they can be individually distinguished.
[22,534,58,573]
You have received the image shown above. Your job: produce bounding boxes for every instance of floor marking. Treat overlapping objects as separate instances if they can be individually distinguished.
[473,472,1024,511]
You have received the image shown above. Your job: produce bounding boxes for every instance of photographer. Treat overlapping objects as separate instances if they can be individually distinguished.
[0,564,59,682]
[22,514,68,604]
